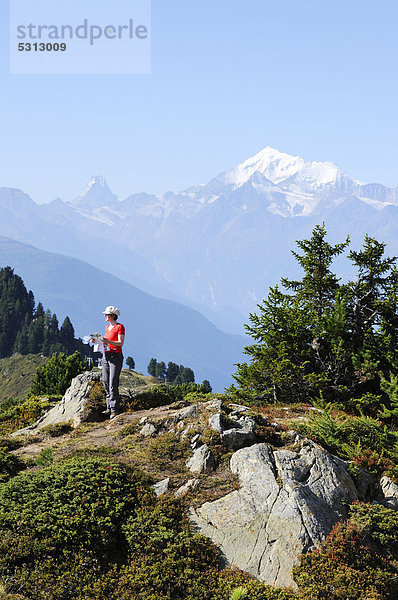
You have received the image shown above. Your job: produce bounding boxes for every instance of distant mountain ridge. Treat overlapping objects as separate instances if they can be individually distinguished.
[1,146,398,333]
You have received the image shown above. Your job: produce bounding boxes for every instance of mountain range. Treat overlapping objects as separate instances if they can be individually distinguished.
[1,146,398,338]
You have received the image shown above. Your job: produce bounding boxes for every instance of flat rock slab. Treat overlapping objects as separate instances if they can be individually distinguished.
[190,441,360,589]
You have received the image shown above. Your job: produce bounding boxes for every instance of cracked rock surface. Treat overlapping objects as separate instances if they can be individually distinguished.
[13,371,101,434]
[190,440,361,588]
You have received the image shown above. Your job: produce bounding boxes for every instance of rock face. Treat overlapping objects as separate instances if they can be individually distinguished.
[190,440,364,589]
[13,371,101,435]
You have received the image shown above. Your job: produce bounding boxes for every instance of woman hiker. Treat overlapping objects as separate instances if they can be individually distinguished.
[98,305,125,419]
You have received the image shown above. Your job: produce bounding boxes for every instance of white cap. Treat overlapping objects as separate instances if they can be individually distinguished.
[102,305,120,316]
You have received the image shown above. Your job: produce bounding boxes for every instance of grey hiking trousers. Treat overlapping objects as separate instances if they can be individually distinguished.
[102,352,123,411]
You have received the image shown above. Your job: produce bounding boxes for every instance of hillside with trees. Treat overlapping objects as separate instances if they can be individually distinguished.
[0,267,88,359]
[147,357,211,390]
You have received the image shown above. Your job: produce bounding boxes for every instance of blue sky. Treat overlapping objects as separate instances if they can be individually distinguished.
[1,0,398,204]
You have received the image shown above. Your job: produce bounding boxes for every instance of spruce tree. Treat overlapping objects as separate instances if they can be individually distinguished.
[60,316,75,353]
[231,225,398,405]
[201,380,212,393]
[27,302,45,354]
[180,367,195,383]
[30,351,91,396]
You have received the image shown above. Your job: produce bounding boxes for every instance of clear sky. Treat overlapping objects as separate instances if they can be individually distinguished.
[1,0,398,204]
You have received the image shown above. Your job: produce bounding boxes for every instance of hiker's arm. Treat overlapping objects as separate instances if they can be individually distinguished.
[103,334,125,347]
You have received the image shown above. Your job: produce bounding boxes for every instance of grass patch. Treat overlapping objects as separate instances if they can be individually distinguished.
[0,354,47,402]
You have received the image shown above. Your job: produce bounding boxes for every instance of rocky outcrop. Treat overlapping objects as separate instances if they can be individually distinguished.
[190,439,369,589]
[208,410,258,450]
[13,371,101,435]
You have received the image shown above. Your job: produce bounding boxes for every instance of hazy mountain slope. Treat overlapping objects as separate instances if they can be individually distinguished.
[0,237,245,391]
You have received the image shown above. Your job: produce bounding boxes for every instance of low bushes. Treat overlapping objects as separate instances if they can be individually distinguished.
[293,502,398,600]
[0,395,56,435]
[294,407,398,478]
[0,455,296,600]
[127,382,213,411]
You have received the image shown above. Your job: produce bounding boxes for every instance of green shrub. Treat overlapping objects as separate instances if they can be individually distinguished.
[129,383,214,411]
[40,422,73,437]
[30,351,91,396]
[147,432,191,470]
[0,446,25,482]
[294,502,398,600]
[0,396,55,435]
[87,380,106,406]
[0,457,152,599]
[34,446,53,466]
[295,407,398,476]
[0,455,294,600]
[128,385,177,410]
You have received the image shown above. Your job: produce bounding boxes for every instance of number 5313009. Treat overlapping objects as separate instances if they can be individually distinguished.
[18,42,67,51]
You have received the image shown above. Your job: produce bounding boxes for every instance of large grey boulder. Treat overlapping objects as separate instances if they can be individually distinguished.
[13,371,101,435]
[140,422,158,436]
[190,440,362,589]
[208,412,226,432]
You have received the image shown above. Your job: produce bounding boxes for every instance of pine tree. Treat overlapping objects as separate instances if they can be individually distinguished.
[379,373,398,423]
[126,356,135,371]
[147,358,157,376]
[155,361,166,382]
[0,267,88,359]
[166,361,180,383]
[201,380,212,393]
[0,267,35,357]
[27,302,45,354]
[180,367,195,384]
[60,316,75,353]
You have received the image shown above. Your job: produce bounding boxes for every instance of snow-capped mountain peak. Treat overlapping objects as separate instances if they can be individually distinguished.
[221,146,363,193]
[72,175,119,209]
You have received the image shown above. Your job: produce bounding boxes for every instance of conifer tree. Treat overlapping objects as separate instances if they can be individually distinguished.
[147,358,157,376]
[126,356,135,371]
[201,380,212,393]
[231,225,398,405]
[30,351,91,396]
[27,302,45,354]
[0,267,35,357]
[60,316,75,353]
[166,361,180,383]
[180,367,195,383]
[155,361,166,382]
